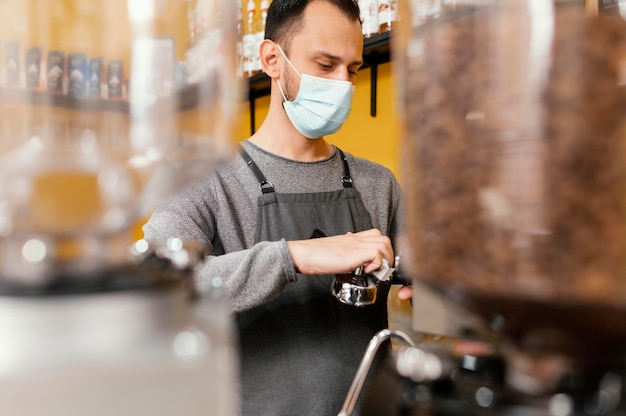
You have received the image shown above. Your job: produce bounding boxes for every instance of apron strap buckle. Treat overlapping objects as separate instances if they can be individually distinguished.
[260,180,275,194]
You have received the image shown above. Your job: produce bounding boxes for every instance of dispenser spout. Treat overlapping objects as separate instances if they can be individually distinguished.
[337,329,416,416]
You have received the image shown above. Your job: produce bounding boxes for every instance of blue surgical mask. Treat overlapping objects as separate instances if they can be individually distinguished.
[276,45,355,139]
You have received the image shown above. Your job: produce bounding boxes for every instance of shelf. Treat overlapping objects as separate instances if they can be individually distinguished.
[247,72,272,101]
[362,30,392,68]
[245,30,393,134]
[0,77,216,115]
[0,31,392,134]
[0,87,130,113]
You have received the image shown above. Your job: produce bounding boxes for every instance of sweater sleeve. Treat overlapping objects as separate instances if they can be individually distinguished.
[142,177,298,313]
[194,239,297,313]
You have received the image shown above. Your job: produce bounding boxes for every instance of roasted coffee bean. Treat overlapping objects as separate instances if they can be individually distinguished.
[401,5,626,305]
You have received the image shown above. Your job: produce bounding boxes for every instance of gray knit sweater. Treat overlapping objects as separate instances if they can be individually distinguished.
[143,140,403,415]
[143,140,403,313]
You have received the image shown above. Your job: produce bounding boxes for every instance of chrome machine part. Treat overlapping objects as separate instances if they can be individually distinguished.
[338,329,417,416]
[332,269,379,307]
[332,258,397,307]
[0,240,238,416]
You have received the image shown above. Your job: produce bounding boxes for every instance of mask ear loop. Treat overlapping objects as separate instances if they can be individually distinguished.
[276,77,289,102]
[275,44,302,103]
[276,44,302,77]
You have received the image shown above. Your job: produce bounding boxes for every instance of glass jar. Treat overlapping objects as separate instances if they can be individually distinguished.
[0,0,237,284]
[0,1,239,414]
[397,0,626,378]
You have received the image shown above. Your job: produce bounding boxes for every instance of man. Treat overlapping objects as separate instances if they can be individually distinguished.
[143,0,403,414]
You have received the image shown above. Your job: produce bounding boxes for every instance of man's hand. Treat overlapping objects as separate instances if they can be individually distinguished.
[397,285,413,301]
[286,228,394,276]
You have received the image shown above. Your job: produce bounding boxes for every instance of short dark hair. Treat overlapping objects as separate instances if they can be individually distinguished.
[264,0,360,51]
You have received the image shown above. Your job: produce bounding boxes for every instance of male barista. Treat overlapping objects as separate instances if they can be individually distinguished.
[143,0,405,414]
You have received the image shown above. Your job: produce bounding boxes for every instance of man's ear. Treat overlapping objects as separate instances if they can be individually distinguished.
[259,39,280,78]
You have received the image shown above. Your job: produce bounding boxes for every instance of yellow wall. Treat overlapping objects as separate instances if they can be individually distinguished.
[233,62,401,177]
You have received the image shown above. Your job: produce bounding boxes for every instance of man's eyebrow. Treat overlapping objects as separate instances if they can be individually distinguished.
[352,58,365,68]
[315,50,364,67]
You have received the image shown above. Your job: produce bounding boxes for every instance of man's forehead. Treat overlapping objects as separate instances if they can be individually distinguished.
[290,2,363,59]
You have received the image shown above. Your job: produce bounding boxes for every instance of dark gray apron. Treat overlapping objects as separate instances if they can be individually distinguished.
[237,147,389,416]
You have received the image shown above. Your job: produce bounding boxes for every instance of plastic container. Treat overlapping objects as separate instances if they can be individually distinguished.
[397,0,626,380]
[0,1,239,414]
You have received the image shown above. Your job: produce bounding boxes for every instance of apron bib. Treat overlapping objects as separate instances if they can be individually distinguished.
[237,147,389,416]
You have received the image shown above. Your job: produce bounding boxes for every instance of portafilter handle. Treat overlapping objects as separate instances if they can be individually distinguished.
[332,258,400,307]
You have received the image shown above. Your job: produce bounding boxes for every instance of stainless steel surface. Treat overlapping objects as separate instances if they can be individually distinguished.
[338,329,416,416]
[332,258,398,307]
[0,242,239,416]
[332,272,378,307]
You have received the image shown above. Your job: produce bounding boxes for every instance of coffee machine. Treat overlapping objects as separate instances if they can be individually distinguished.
[356,0,626,414]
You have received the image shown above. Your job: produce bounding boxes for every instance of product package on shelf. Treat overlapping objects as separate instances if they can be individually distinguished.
[67,53,89,98]
[241,0,259,78]
[360,0,379,38]
[25,46,45,90]
[234,0,275,79]
[378,0,398,33]
[88,57,104,98]
[106,59,126,101]
[4,41,22,87]
[236,0,243,78]
[46,50,66,95]
[255,0,269,72]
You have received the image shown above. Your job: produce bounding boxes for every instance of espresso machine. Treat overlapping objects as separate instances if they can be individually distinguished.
[351,0,626,414]
[0,1,238,414]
